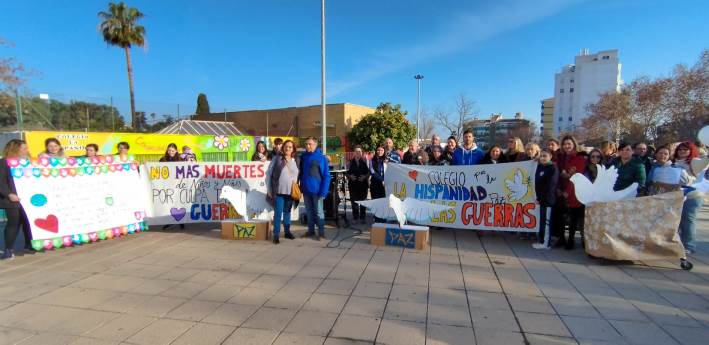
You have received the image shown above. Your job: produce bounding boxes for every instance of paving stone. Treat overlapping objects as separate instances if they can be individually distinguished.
[662,324,709,345]
[526,334,578,345]
[48,309,118,335]
[218,272,260,286]
[609,320,679,345]
[548,298,602,318]
[467,291,510,310]
[0,326,34,344]
[125,295,187,317]
[68,337,120,345]
[470,308,518,332]
[71,274,148,292]
[474,329,525,345]
[389,284,428,303]
[383,300,427,323]
[131,279,180,296]
[428,287,467,307]
[284,311,338,336]
[428,304,472,327]
[242,307,297,331]
[193,284,241,302]
[228,287,275,306]
[92,293,152,313]
[302,293,348,313]
[562,316,622,342]
[29,287,117,309]
[265,291,311,309]
[160,281,211,299]
[86,314,156,342]
[343,296,387,317]
[317,279,358,295]
[273,333,326,345]
[202,303,259,326]
[507,295,555,314]
[375,319,425,345]
[164,300,221,321]
[516,311,571,337]
[222,327,278,345]
[323,338,373,345]
[170,323,235,345]
[426,324,475,345]
[352,282,392,299]
[330,314,381,342]
[15,333,77,345]
[125,318,194,345]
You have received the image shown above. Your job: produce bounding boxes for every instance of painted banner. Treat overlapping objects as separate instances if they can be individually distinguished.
[384,161,539,232]
[9,155,147,249]
[143,161,270,224]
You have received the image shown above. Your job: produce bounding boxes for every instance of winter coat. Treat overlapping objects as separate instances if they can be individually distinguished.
[267,154,299,196]
[556,152,586,208]
[452,145,484,165]
[298,148,331,198]
[428,156,449,166]
[674,158,704,200]
[0,158,20,209]
[369,155,386,199]
[611,157,646,195]
[535,162,559,207]
[646,160,692,195]
[402,149,429,165]
[385,150,401,164]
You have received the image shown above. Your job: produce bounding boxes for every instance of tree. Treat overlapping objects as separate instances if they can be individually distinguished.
[628,76,671,144]
[347,102,416,152]
[98,1,146,129]
[663,50,709,142]
[581,90,632,143]
[418,106,436,140]
[434,93,478,141]
[196,93,210,116]
[0,38,30,90]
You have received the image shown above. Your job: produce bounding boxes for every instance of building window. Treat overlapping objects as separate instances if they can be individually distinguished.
[568,116,572,121]
[570,79,574,83]
[602,55,610,60]
[558,117,563,122]
[559,89,564,93]
[558,127,561,132]
[570,88,574,92]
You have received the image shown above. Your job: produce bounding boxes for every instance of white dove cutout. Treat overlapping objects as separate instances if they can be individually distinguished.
[505,169,529,201]
[570,164,638,205]
[357,194,454,228]
[220,185,272,221]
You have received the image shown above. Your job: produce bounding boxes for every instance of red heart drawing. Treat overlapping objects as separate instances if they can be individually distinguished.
[35,215,59,233]
[408,170,418,181]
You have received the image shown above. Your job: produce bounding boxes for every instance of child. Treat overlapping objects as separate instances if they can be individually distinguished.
[533,149,559,249]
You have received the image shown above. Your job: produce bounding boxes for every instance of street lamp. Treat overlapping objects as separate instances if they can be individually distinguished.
[414,74,424,141]
[320,0,327,153]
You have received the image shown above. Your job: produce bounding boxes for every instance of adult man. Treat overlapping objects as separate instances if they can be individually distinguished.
[299,137,331,240]
[271,138,284,157]
[633,142,652,178]
[402,140,429,165]
[452,130,484,165]
[384,137,401,164]
[424,134,441,157]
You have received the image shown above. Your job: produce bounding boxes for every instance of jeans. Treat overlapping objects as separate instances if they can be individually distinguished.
[304,194,325,236]
[3,206,32,251]
[273,194,293,238]
[679,197,703,252]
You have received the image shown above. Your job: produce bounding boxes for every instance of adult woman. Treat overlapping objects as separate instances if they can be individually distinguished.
[251,141,270,162]
[116,142,130,159]
[505,137,525,162]
[85,144,99,157]
[673,141,704,254]
[647,146,691,196]
[428,145,448,166]
[369,146,387,222]
[39,138,65,158]
[159,143,182,162]
[522,143,540,161]
[584,149,603,183]
[553,135,586,250]
[347,146,370,224]
[267,140,298,244]
[481,146,507,164]
[180,146,197,161]
[1,140,33,259]
[600,141,617,167]
[610,143,646,196]
[444,136,458,164]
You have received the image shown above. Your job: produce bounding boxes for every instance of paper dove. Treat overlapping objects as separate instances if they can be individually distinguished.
[570,164,638,205]
[220,186,272,221]
[505,169,529,201]
[357,194,454,227]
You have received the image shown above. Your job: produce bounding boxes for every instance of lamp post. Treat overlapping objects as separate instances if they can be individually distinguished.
[320,0,327,153]
[414,74,424,141]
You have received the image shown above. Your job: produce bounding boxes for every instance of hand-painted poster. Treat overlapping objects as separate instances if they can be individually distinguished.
[9,155,147,248]
[144,161,272,224]
[384,161,539,232]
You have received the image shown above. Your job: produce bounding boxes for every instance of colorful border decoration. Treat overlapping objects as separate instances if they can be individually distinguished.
[8,155,138,179]
[29,221,148,251]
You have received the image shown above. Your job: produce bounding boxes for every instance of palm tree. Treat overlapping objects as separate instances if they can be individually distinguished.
[98,2,146,129]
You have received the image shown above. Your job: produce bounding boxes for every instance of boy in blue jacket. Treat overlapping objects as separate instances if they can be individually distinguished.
[452,130,484,165]
[299,137,331,240]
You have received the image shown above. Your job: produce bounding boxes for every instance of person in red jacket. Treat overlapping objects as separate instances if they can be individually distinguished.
[552,135,587,250]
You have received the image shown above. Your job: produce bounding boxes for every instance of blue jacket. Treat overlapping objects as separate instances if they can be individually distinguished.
[299,148,331,197]
[452,146,484,165]
[386,150,401,164]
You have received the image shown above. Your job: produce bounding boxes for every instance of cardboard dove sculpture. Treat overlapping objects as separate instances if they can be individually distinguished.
[220,185,272,221]
[698,125,709,146]
[570,164,638,205]
[357,194,455,227]
[505,169,529,201]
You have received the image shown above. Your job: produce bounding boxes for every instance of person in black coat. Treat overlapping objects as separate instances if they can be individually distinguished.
[1,139,33,260]
[427,145,448,166]
[533,149,559,249]
[480,146,508,164]
[369,146,387,222]
[347,146,371,223]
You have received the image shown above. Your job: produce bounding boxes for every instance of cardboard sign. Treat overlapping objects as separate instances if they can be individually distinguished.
[384,161,539,232]
[9,155,147,244]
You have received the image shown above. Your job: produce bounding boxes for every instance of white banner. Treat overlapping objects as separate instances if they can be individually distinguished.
[384,161,540,232]
[10,156,147,244]
[144,161,271,224]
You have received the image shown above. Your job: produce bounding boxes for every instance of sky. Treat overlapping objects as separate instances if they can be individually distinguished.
[1,0,708,130]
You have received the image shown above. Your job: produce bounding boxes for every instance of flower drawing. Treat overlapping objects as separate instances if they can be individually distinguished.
[213,135,229,150]
[239,138,251,152]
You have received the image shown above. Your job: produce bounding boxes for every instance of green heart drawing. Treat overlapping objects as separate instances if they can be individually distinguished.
[105,196,114,206]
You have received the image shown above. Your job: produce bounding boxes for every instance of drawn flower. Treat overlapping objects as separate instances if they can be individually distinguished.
[239,138,251,152]
[213,135,229,150]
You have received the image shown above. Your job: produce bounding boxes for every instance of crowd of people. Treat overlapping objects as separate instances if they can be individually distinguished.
[1,132,706,256]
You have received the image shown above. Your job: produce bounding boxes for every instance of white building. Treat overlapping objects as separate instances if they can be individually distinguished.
[552,49,622,137]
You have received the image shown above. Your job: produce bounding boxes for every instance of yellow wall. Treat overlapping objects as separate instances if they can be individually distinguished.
[541,98,555,138]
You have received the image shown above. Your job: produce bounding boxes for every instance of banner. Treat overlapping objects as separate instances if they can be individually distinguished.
[9,155,147,247]
[384,161,539,232]
[144,161,271,224]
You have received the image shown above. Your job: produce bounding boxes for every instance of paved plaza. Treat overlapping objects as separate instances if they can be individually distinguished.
[0,207,708,345]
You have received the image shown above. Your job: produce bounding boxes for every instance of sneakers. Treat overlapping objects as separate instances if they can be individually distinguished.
[273,237,280,245]
[1,250,14,260]
[532,243,550,250]
[284,233,295,240]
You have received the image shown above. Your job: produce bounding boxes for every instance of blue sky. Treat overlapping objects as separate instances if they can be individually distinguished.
[1,0,707,129]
